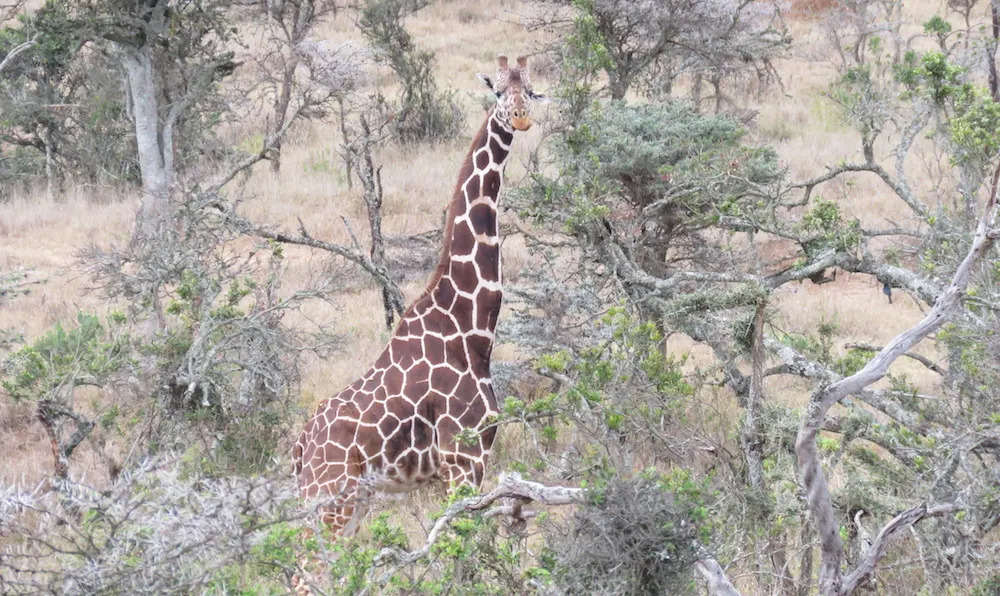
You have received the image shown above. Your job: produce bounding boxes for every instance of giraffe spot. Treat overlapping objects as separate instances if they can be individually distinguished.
[490,121,513,144]
[391,337,419,370]
[322,442,345,464]
[487,141,508,167]
[482,170,501,197]
[434,277,457,311]
[401,337,424,367]
[356,425,383,458]
[416,391,439,421]
[451,221,475,257]
[454,373,479,401]
[464,176,480,199]
[430,366,460,394]
[397,448,421,473]
[430,313,459,337]
[385,422,411,460]
[362,373,382,393]
[407,360,431,385]
[437,416,461,446]
[424,335,445,363]
[468,203,497,236]
[481,423,498,451]
[445,337,468,369]
[409,294,434,318]
[323,420,349,448]
[457,438,481,457]
[475,148,490,170]
[384,366,404,395]
[357,390,377,410]
[476,288,502,330]
[474,243,500,283]
[412,418,433,450]
[466,335,493,377]
[418,451,434,477]
[450,261,479,293]
[459,398,485,426]
[452,295,475,332]
[373,349,392,369]
[408,317,424,335]
[336,401,362,420]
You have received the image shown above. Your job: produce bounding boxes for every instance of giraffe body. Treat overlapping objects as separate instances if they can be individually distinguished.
[293,55,547,538]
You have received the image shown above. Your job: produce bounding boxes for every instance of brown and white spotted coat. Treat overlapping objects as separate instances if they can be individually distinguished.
[293,55,548,537]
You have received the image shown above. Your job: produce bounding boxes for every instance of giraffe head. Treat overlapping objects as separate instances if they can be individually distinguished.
[478,54,549,132]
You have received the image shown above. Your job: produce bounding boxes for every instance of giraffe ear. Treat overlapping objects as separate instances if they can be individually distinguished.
[477,73,494,91]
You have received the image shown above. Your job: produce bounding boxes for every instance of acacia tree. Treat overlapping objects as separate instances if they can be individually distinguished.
[530,0,790,107]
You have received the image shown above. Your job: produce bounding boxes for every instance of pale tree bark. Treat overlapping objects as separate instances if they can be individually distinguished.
[0,37,35,74]
[121,45,171,239]
[794,163,1000,595]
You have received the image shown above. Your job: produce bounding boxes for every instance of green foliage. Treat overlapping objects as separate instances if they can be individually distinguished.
[521,307,693,442]
[2,312,129,401]
[971,575,1000,596]
[518,101,781,233]
[834,347,874,377]
[800,196,861,255]
[949,87,1000,168]
[358,0,461,144]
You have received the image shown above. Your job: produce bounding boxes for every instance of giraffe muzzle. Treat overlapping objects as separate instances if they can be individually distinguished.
[511,116,532,131]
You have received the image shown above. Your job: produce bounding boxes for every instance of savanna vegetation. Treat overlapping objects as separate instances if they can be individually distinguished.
[1,0,999,594]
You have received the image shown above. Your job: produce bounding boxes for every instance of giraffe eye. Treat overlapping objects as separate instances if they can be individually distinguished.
[494,91,502,98]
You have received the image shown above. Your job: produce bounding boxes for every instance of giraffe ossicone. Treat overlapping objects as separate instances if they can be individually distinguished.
[293,54,548,539]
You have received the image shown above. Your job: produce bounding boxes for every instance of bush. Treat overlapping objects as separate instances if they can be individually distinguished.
[546,471,713,595]
[357,0,462,143]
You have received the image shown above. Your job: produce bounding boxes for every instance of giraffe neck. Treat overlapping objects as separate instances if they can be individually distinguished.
[434,109,511,328]
[398,110,513,374]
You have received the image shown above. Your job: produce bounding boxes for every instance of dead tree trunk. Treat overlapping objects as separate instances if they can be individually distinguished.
[346,114,398,329]
[36,399,95,482]
[270,57,297,174]
[121,44,171,240]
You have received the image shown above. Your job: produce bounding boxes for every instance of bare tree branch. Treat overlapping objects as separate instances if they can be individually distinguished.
[794,162,1000,595]
[228,213,406,318]
[844,342,947,376]
[841,502,961,593]
[0,36,35,74]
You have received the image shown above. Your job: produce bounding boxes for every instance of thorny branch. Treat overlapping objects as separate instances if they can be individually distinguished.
[228,212,406,318]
